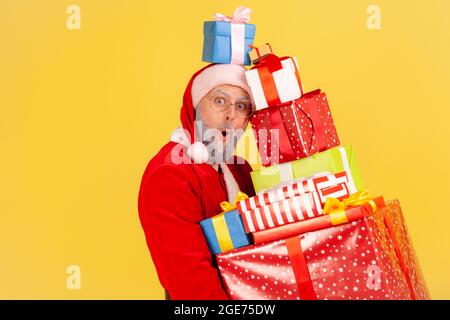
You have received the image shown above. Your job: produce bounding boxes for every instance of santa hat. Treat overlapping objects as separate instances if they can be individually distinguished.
[170,63,251,164]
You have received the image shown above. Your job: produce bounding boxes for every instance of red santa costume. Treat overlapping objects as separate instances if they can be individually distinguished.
[137,63,256,300]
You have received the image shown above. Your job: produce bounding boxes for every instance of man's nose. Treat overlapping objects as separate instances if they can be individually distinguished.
[226,104,237,121]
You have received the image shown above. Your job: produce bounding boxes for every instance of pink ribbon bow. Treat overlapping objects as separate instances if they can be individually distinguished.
[213,6,252,24]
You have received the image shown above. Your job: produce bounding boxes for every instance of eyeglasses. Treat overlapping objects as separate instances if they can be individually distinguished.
[207,93,253,118]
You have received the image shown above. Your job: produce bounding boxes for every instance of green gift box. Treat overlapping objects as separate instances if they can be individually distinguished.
[250,146,364,193]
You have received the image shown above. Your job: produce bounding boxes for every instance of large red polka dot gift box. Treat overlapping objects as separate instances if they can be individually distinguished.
[216,198,430,300]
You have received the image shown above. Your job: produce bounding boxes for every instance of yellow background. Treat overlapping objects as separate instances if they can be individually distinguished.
[1,0,449,299]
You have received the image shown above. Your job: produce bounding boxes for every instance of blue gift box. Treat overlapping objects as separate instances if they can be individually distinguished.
[202,21,256,66]
[200,209,251,255]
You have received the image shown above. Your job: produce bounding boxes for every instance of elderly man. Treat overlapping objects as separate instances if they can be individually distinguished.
[138,64,256,300]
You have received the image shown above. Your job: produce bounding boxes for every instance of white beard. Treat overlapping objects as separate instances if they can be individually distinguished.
[194,107,245,165]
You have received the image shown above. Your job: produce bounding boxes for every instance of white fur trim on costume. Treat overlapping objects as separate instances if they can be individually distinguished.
[170,127,240,201]
[187,142,209,164]
[170,126,191,147]
[220,163,241,203]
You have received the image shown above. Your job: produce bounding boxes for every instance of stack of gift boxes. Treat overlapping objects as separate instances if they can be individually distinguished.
[199,6,430,300]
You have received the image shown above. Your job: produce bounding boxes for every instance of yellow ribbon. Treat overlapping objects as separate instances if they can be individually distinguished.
[323,190,378,225]
[219,191,249,213]
[212,191,249,253]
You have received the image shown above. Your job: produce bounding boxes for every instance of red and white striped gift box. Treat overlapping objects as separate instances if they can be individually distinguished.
[240,192,323,233]
[237,171,352,214]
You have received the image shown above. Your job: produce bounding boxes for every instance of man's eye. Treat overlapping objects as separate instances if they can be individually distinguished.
[214,97,226,105]
[236,102,251,110]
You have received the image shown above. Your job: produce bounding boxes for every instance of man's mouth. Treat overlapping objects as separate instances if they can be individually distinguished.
[206,128,232,143]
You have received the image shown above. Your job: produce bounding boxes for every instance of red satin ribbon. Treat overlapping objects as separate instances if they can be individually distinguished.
[383,214,417,300]
[267,106,296,163]
[259,54,283,72]
[256,55,282,106]
[285,236,316,300]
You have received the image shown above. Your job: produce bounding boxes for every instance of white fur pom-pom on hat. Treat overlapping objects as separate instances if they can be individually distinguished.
[170,127,209,164]
[191,64,251,108]
[186,141,209,164]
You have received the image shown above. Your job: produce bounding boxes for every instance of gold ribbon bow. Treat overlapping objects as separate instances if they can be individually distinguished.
[323,190,378,225]
[219,191,249,213]
[212,191,249,253]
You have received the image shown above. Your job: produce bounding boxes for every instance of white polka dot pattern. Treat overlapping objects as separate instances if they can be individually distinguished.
[216,200,430,300]
[250,90,340,167]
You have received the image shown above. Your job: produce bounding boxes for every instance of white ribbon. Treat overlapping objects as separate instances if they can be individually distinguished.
[278,162,294,184]
[213,6,252,23]
[338,147,357,193]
